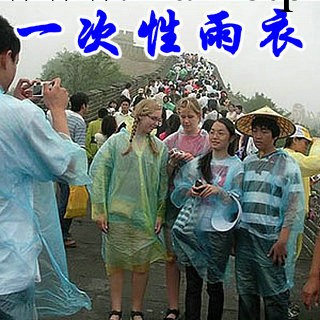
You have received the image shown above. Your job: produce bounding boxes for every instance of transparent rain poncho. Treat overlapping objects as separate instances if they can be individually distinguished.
[171,155,243,284]
[90,130,169,273]
[236,149,305,296]
[33,182,91,317]
[0,91,91,316]
[163,128,211,228]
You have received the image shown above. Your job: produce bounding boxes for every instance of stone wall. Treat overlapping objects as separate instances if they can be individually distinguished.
[84,55,177,122]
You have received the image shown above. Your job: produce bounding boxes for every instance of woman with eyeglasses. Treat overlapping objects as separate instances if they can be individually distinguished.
[90,99,168,320]
[162,97,211,320]
[171,118,243,320]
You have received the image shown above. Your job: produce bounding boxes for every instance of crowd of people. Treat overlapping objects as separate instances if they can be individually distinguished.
[0,14,320,320]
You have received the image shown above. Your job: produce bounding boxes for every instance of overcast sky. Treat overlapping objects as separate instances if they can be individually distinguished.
[2,0,319,114]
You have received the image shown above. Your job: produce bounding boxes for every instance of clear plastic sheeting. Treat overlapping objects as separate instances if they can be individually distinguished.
[171,155,243,284]
[236,149,305,296]
[33,182,91,317]
[90,130,168,273]
[0,90,91,316]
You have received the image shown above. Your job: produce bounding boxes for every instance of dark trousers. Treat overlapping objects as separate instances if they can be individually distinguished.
[238,290,289,320]
[185,266,224,320]
[57,182,72,240]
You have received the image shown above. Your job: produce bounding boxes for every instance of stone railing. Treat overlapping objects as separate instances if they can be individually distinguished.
[303,188,320,256]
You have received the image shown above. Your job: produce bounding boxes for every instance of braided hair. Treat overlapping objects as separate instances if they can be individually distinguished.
[122,99,161,156]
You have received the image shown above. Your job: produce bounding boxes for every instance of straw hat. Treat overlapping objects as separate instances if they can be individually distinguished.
[235,106,295,139]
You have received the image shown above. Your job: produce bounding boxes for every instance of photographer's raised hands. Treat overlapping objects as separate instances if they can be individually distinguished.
[13,78,34,100]
[43,78,70,136]
[43,78,68,112]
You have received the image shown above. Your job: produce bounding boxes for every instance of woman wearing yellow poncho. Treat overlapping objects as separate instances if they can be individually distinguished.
[90,99,168,320]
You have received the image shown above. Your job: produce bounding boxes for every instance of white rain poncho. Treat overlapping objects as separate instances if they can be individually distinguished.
[90,130,168,273]
[0,90,91,316]
[235,149,305,296]
[171,155,243,284]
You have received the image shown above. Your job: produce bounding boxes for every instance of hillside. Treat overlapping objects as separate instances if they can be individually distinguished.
[116,56,163,77]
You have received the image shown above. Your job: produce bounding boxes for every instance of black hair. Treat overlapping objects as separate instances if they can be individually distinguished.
[235,105,243,112]
[0,16,20,61]
[284,137,294,148]
[198,118,236,183]
[201,119,214,133]
[165,113,180,135]
[119,96,131,106]
[132,95,144,107]
[101,115,117,137]
[219,109,228,118]
[108,99,118,108]
[70,92,89,112]
[284,136,307,148]
[98,107,108,118]
[252,116,280,138]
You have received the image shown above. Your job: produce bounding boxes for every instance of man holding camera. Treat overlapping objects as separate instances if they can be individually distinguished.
[0,15,90,318]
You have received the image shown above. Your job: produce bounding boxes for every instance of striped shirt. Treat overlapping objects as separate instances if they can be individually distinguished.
[65,110,86,147]
[240,149,304,240]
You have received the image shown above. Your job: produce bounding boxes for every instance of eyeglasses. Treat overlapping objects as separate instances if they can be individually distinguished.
[147,115,162,126]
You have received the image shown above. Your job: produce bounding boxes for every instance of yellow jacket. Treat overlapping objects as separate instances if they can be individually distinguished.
[285,138,320,214]
[85,118,102,161]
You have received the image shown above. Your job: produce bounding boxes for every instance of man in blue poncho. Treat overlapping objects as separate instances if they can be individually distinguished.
[0,15,91,319]
[234,106,305,320]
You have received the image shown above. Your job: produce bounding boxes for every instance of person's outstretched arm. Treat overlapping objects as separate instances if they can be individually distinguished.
[302,234,320,309]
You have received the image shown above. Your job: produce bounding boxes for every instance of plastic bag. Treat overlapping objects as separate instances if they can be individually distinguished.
[64,185,89,219]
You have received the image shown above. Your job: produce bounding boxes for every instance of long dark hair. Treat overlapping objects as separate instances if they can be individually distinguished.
[198,118,236,183]
[101,115,117,138]
[165,113,180,135]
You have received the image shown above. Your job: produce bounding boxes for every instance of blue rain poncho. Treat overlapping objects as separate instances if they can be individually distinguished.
[235,149,305,296]
[0,90,91,316]
[171,155,243,284]
[90,130,168,273]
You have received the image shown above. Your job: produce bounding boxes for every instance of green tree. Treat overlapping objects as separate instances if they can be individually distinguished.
[233,91,290,117]
[40,49,126,94]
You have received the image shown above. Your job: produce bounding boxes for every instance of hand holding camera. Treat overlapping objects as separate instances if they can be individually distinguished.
[192,179,206,195]
[42,78,68,112]
[13,78,34,100]
[32,80,56,97]
[170,148,185,157]
[169,148,186,162]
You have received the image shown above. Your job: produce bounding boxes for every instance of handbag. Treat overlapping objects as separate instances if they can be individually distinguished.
[64,185,89,219]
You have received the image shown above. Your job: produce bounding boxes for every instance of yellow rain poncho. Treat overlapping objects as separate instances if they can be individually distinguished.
[90,130,169,273]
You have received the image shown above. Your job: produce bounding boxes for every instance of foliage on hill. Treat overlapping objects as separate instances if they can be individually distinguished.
[233,91,291,117]
[40,49,127,95]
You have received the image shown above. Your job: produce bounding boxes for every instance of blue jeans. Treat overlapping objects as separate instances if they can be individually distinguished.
[238,290,289,320]
[0,286,36,320]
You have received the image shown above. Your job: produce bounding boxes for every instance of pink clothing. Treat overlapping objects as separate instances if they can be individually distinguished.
[159,132,168,141]
[163,129,210,156]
